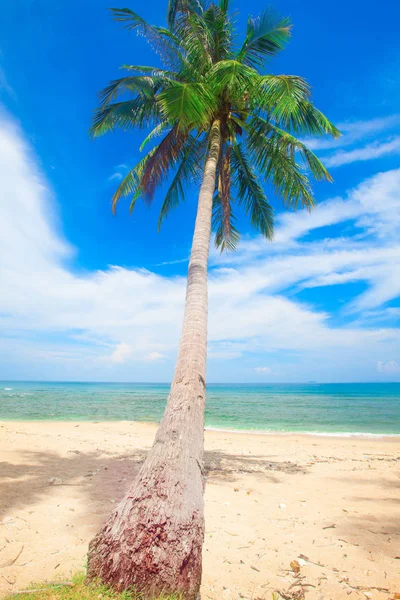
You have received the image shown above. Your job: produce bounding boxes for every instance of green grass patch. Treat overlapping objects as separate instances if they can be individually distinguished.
[4,573,182,600]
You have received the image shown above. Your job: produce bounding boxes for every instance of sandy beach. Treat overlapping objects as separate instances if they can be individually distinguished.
[0,421,399,599]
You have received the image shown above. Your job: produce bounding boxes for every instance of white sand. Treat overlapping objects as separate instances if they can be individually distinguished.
[1,421,399,599]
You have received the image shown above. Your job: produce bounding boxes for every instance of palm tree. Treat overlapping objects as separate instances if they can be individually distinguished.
[87,1,339,598]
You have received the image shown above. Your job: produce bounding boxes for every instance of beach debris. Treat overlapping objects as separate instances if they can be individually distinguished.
[250,565,260,572]
[275,588,305,599]
[1,574,16,585]
[297,558,307,567]
[338,579,390,594]
[1,517,26,530]
[279,503,287,509]
[298,554,326,568]
[322,524,336,530]
[234,488,239,492]
[391,594,400,599]
[363,593,372,599]
[290,560,301,573]
[47,477,62,486]
[0,546,24,568]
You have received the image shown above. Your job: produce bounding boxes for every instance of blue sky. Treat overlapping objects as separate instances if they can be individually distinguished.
[0,0,399,382]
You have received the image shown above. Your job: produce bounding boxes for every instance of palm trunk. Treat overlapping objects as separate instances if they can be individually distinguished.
[87,120,221,599]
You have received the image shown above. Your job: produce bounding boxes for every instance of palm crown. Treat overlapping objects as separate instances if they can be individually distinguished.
[92,0,340,251]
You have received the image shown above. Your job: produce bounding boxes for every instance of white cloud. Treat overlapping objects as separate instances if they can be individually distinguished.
[110,343,132,363]
[108,172,123,181]
[305,114,400,151]
[325,137,400,167]
[377,360,400,374]
[254,367,272,374]
[146,352,165,361]
[0,111,399,382]
[108,164,128,182]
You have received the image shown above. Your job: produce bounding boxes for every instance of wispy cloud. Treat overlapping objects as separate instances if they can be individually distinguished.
[305,114,400,169]
[306,115,400,151]
[108,172,124,181]
[156,257,189,266]
[146,352,165,361]
[377,360,400,374]
[325,136,400,167]
[110,342,132,363]
[108,164,128,182]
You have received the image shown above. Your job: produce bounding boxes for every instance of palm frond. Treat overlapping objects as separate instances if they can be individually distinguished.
[237,10,291,68]
[212,193,240,251]
[203,4,233,61]
[157,83,217,129]
[111,148,157,213]
[238,115,315,209]
[98,75,169,108]
[248,115,333,181]
[110,8,184,70]
[170,9,216,75]
[257,75,341,137]
[121,65,179,78]
[219,144,234,245]
[141,124,188,201]
[167,0,206,30]
[158,134,203,229]
[205,60,258,95]
[231,142,274,239]
[90,97,162,137]
[219,0,230,14]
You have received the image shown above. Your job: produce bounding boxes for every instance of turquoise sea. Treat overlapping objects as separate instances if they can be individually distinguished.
[0,381,399,436]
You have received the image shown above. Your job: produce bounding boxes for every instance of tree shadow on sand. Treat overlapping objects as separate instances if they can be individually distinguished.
[0,447,305,520]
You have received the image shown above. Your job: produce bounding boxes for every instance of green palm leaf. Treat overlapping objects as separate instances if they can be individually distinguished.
[158,134,204,229]
[205,60,258,95]
[111,148,156,213]
[93,1,338,249]
[237,10,291,68]
[212,192,240,251]
[91,97,161,137]
[248,115,333,181]
[141,124,188,200]
[231,142,274,239]
[157,83,217,129]
[257,75,341,137]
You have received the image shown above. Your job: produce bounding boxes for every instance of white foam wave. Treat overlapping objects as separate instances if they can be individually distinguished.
[205,426,400,438]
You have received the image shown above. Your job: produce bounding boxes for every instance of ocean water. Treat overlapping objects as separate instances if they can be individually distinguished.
[0,381,399,436]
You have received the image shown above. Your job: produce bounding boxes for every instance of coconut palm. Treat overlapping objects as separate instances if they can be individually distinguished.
[87,1,339,598]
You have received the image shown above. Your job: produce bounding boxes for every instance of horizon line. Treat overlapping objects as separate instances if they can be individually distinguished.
[1,380,399,385]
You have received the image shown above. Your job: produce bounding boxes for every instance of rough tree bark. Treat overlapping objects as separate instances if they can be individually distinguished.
[87,120,221,599]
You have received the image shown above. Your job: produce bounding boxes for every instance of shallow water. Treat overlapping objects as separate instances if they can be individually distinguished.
[1,381,399,435]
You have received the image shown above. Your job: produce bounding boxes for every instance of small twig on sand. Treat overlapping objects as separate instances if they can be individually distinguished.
[298,553,326,568]
[322,524,336,530]
[339,580,389,593]
[0,546,24,568]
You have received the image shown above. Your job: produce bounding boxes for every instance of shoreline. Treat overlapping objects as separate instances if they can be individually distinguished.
[1,419,399,438]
